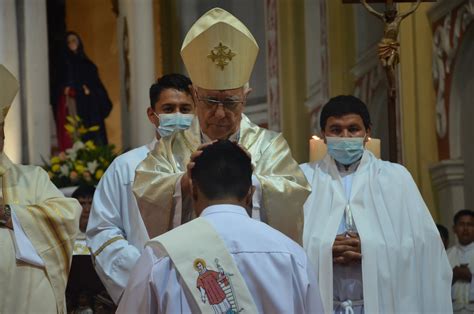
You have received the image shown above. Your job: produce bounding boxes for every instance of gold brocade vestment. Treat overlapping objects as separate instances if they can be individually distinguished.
[0,153,81,313]
[133,114,310,243]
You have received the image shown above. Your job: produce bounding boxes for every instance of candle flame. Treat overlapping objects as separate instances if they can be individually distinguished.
[312,135,320,140]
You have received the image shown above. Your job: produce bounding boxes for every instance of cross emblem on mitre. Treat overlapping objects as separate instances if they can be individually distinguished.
[207,42,236,70]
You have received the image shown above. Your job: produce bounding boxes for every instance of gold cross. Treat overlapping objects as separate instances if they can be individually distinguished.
[207,42,236,70]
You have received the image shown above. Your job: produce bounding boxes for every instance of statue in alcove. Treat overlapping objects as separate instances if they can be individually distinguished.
[55,31,112,151]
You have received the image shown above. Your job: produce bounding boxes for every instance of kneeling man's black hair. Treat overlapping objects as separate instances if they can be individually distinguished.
[191,140,252,201]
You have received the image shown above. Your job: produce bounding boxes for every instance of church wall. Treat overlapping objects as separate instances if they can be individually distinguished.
[65,0,122,150]
[399,3,439,218]
[327,1,357,97]
[451,25,474,211]
[277,0,310,163]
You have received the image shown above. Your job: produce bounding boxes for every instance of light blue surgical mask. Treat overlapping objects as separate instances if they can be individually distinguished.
[155,113,194,137]
[326,137,365,165]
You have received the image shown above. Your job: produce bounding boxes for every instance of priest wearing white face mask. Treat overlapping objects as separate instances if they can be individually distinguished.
[86,73,195,304]
[300,95,452,314]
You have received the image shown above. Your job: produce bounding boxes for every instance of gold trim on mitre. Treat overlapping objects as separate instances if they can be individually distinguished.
[0,65,19,124]
[181,7,259,90]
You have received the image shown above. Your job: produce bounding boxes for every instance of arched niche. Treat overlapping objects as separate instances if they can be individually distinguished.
[449,23,474,209]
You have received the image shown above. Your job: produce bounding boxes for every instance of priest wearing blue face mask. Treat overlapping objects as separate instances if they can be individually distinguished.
[86,73,195,304]
[300,95,452,314]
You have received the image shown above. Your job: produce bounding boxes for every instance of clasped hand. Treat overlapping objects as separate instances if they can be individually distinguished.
[332,232,362,265]
[453,264,472,283]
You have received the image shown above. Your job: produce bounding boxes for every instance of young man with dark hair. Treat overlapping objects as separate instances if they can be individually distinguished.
[437,223,450,249]
[72,185,95,233]
[86,73,195,304]
[118,140,323,313]
[301,95,452,313]
[447,209,474,313]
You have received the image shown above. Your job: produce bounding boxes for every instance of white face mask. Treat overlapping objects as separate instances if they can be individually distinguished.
[154,112,194,137]
[326,137,365,165]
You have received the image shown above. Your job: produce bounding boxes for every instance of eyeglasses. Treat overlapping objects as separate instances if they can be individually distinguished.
[196,96,244,111]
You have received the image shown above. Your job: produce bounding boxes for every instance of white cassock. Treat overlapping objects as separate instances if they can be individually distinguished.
[86,139,156,303]
[117,204,324,314]
[301,150,453,314]
[447,242,474,313]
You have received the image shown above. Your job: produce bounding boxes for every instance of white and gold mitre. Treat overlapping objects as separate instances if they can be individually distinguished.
[0,65,19,124]
[181,7,259,90]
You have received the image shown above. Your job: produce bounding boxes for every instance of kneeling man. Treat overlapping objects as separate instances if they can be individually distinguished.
[118,140,323,313]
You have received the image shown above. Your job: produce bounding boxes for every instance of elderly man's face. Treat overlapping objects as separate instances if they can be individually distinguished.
[193,86,248,140]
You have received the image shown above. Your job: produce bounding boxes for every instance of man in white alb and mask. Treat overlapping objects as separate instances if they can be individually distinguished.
[118,140,323,313]
[301,95,452,313]
[447,209,474,313]
[86,74,195,304]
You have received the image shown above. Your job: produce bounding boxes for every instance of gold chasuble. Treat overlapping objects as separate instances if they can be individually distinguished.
[134,114,310,243]
[0,153,81,313]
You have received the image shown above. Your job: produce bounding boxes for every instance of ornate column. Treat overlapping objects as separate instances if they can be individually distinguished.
[21,0,51,164]
[264,0,281,132]
[119,0,155,148]
[304,0,330,135]
[0,0,22,162]
[429,0,474,225]
[430,159,465,236]
[429,0,474,159]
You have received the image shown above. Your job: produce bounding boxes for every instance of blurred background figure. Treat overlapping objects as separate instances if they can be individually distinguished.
[437,223,450,249]
[447,209,474,314]
[67,185,115,314]
[55,31,112,150]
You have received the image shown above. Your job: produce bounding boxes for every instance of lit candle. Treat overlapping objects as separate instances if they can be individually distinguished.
[365,137,381,159]
[309,136,327,162]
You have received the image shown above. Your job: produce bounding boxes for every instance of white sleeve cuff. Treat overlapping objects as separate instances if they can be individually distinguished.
[11,208,45,267]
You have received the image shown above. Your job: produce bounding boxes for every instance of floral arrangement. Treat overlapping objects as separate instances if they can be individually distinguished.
[44,116,118,188]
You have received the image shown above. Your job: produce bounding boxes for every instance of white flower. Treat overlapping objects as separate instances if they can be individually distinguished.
[66,141,85,161]
[87,160,99,174]
[60,164,70,177]
[72,141,85,151]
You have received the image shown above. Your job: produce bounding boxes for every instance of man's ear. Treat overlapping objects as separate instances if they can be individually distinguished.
[147,107,158,125]
[365,127,372,144]
[244,87,252,98]
[321,131,327,144]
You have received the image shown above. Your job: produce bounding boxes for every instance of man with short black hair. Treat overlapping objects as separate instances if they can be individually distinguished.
[447,209,474,313]
[118,140,323,313]
[301,95,452,313]
[86,73,195,303]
